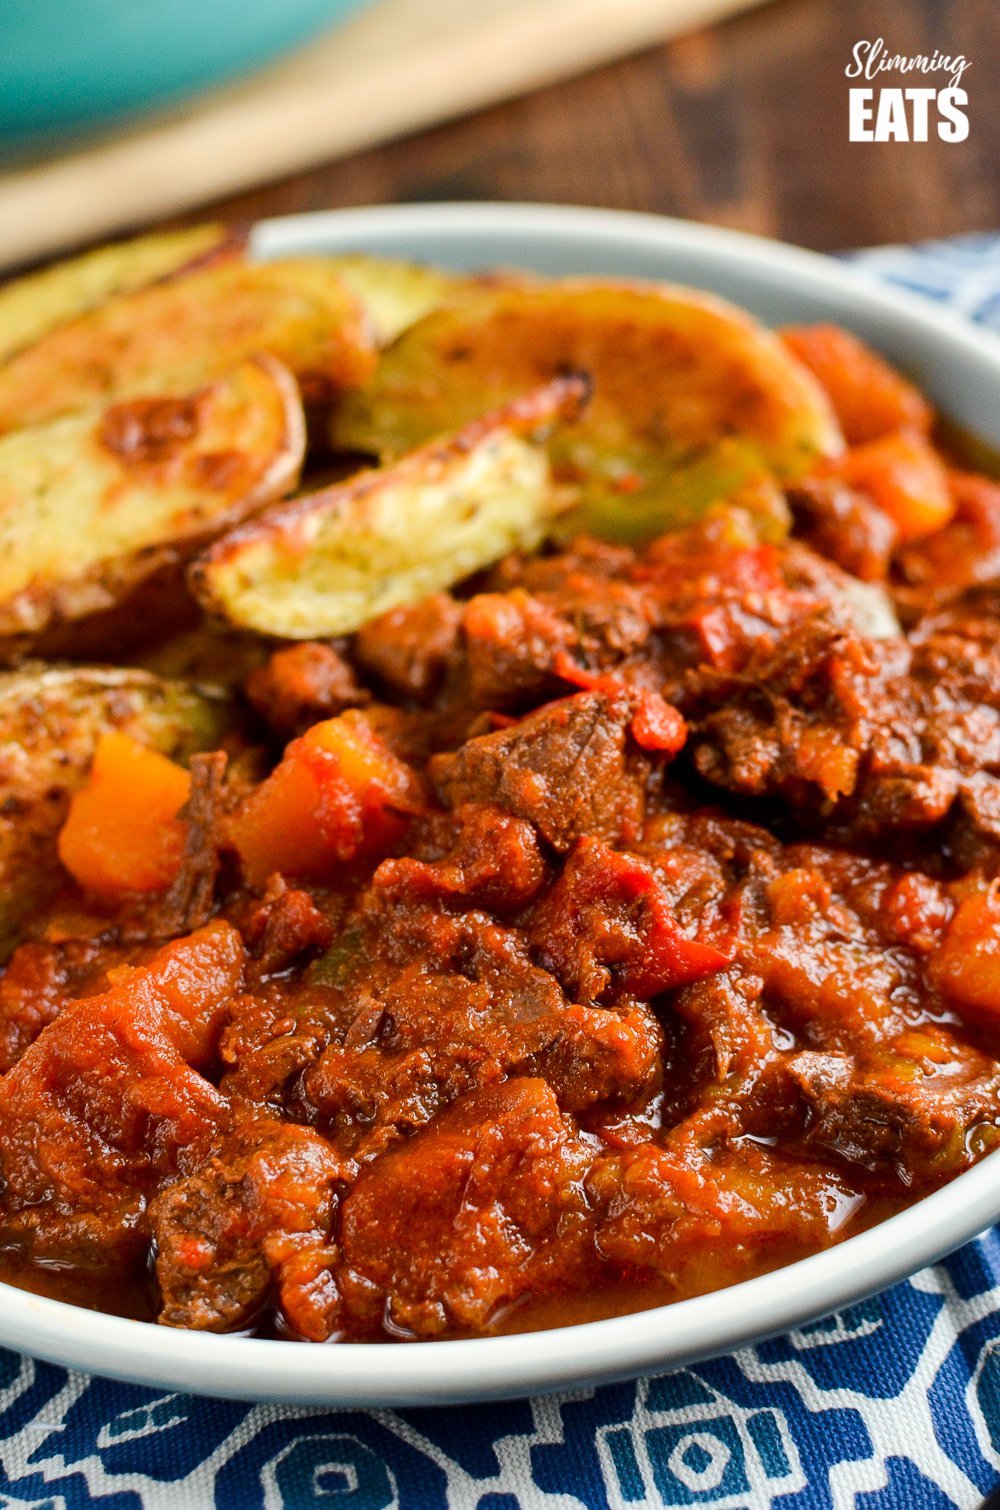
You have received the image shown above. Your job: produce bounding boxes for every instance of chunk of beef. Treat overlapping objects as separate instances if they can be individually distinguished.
[744,852,929,1049]
[0,922,243,1265]
[151,1117,347,1338]
[665,830,945,1067]
[0,935,123,1073]
[392,802,549,913]
[302,897,662,1153]
[686,619,869,809]
[632,524,893,693]
[786,1038,1000,1181]
[241,880,335,987]
[449,573,654,708]
[217,986,328,1109]
[686,616,1000,844]
[450,590,575,710]
[590,1118,863,1290]
[487,535,637,594]
[354,594,462,702]
[477,529,841,707]
[337,1079,596,1337]
[622,814,778,1107]
[644,824,1000,1181]
[910,582,1000,652]
[430,691,660,852]
[789,475,897,581]
[528,837,729,1005]
[359,524,889,734]
[245,642,369,738]
[669,970,784,1107]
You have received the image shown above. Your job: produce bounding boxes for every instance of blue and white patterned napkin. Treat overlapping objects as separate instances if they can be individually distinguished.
[846,234,1000,332]
[2,232,1000,1510]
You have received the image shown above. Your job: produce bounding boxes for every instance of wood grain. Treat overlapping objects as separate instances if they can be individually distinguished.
[0,0,769,270]
[190,0,999,253]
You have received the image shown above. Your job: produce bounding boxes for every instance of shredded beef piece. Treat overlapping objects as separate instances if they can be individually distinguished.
[449,590,575,710]
[348,523,885,733]
[353,544,655,716]
[217,987,328,1108]
[454,527,875,715]
[630,525,883,692]
[527,837,729,1005]
[132,751,229,941]
[488,535,637,593]
[396,802,549,913]
[640,818,1000,1186]
[444,573,654,709]
[910,582,1000,650]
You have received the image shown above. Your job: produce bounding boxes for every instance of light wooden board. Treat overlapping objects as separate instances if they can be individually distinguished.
[0,0,767,273]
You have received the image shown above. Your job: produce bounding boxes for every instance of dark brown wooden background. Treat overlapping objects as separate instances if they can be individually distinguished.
[190,0,999,253]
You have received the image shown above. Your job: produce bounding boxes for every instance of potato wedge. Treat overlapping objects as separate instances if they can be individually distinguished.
[323,254,463,345]
[319,256,537,347]
[192,376,587,638]
[0,355,304,643]
[0,257,375,435]
[0,224,244,365]
[0,666,226,956]
[332,280,843,542]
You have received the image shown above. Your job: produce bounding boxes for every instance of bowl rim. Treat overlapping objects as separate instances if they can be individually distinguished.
[251,200,1000,370]
[6,200,1000,1407]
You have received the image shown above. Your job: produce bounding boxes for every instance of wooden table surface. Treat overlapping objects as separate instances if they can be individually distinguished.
[182,0,998,254]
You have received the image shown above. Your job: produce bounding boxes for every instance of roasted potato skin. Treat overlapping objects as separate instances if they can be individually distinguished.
[0,224,246,365]
[0,355,305,650]
[0,258,375,435]
[191,376,588,638]
[322,254,463,345]
[316,255,538,346]
[0,667,227,957]
[332,280,842,541]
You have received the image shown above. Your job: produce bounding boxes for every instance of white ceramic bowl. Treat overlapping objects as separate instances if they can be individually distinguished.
[5,203,1000,1407]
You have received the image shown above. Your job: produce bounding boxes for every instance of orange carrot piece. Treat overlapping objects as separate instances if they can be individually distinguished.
[57,731,191,899]
[928,890,1000,1022]
[781,323,932,445]
[831,431,954,543]
[230,712,420,888]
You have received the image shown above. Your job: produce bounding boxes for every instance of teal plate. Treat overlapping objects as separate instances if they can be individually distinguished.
[0,0,370,156]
